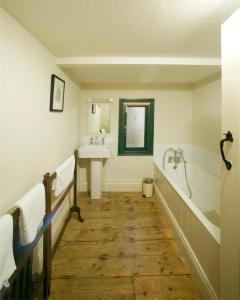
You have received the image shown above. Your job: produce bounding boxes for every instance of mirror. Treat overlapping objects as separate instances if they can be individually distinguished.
[88,103,110,134]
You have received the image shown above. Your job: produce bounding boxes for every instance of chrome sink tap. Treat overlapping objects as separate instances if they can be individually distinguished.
[94,136,99,145]
[89,137,94,145]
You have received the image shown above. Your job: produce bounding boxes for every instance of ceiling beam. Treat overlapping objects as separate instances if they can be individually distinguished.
[55,56,221,67]
[192,72,221,89]
[80,82,193,91]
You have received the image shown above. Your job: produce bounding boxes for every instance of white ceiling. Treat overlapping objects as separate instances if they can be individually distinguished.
[2,0,240,58]
[2,0,239,87]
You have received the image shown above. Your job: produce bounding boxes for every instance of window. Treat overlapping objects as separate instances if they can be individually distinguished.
[118,99,154,155]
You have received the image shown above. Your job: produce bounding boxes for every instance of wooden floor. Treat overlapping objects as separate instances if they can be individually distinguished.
[50,192,201,300]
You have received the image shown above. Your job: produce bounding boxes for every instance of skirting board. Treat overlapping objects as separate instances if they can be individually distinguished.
[79,181,142,192]
[154,183,218,300]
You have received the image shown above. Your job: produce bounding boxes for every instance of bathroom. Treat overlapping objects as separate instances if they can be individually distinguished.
[0,1,240,299]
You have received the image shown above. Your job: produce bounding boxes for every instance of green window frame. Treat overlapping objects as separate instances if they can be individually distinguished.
[118,99,154,156]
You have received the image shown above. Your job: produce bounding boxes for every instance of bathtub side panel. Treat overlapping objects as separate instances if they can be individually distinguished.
[154,165,220,298]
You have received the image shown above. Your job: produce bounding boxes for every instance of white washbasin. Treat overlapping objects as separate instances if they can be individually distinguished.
[78,144,110,159]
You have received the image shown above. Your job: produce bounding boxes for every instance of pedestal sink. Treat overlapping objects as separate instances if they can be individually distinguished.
[78,144,110,199]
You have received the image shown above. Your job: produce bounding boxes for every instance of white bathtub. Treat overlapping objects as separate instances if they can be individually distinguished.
[154,154,220,297]
[154,158,220,244]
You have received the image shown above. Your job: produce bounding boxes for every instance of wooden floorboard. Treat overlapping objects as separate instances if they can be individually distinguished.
[60,225,173,242]
[67,215,168,230]
[55,240,180,258]
[134,275,201,300]
[52,254,189,278]
[50,277,135,300]
[50,192,201,299]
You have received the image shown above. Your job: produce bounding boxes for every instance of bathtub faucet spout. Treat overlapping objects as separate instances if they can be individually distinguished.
[162,147,192,199]
[163,148,184,170]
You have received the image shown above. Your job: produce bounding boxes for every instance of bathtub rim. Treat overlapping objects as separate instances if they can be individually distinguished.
[153,158,221,245]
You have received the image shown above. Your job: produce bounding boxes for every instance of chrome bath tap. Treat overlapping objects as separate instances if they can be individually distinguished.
[162,147,192,199]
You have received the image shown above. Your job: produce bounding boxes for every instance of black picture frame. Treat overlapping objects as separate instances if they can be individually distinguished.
[50,74,65,112]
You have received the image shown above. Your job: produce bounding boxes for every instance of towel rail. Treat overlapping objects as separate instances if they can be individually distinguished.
[0,207,49,300]
[42,149,84,297]
[0,150,83,299]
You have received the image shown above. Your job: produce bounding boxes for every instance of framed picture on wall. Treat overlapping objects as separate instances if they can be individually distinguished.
[50,74,65,112]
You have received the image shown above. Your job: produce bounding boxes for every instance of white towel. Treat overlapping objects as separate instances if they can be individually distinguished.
[15,183,45,245]
[54,155,75,197]
[0,214,16,289]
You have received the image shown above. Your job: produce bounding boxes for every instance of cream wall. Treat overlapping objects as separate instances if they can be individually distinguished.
[192,80,221,153]
[78,90,192,191]
[0,8,81,215]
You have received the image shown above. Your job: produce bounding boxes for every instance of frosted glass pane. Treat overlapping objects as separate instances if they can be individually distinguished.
[126,107,145,148]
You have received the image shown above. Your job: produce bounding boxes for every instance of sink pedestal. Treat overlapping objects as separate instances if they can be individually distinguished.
[90,158,103,199]
[78,143,111,200]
